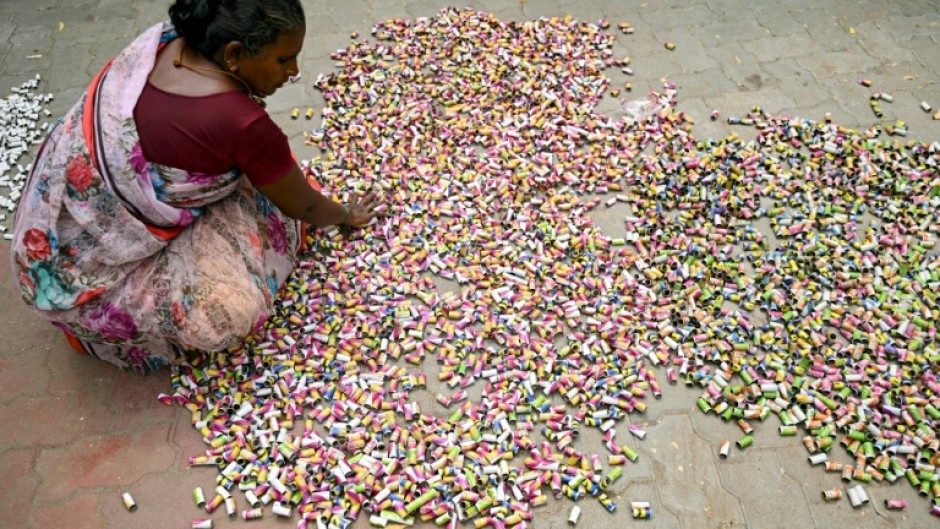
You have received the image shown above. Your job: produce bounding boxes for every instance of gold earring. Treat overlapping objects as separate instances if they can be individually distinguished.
[230,65,238,72]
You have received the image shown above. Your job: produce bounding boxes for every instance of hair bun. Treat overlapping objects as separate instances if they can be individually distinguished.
[167,0,304,60]
[168,0,217,46]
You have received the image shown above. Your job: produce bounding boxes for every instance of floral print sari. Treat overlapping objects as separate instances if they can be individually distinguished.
[10,23,301,373]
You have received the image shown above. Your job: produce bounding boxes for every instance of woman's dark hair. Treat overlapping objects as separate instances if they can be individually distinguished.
[169,0,304,58]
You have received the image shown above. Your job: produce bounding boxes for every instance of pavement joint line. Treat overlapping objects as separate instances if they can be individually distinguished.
[861,496,895,526]
[14,424,121,454]
[646,474,697,523]
[718,472,754,529]
[641,410,691,426]
[14,447,43,528]
[29,487,108,509]
[684,407,735,447]
[771,450,825,529]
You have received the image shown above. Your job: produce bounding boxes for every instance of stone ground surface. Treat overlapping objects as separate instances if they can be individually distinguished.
[1,0,939,528]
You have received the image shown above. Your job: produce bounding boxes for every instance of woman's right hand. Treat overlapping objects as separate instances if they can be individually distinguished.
[343,192,386,227]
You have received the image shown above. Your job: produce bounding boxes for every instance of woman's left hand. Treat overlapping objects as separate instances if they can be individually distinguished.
[343,192,386,226]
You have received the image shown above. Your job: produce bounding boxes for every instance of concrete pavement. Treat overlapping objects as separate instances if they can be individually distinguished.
[1,1,938,528]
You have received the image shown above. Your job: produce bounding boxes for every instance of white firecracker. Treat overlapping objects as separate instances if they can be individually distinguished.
[0,74,54,231]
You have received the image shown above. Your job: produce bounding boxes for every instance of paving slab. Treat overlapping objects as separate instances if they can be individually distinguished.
[109,369,177,432]
[639,5,714,35]
[759,57,834,109]
[704,87,798,118]
[171,406,216,472]
[658,68,740,100]
[521,0,567,20]
[656,33,721,75]
[29,492,106,529]
[708,46,774,93]
[12,3,96,30]
[94,0,138,21]
[752,2,806,37]
[645,414,748,529]
[329,0,374,31]
[0,390,114,452]
[0,448,39,529]
[44,41,94,91]
[618,479,682,529]
[874,13,940,41]
[789,8,863,52]
[690,18,771,44]
[406,0,467,19]
[131,0,168,35]
[739,31,817,62]
[32,422,176,502]
[0,301,61,359]
[0,345,52,406]
[854,20,919,63]
[702,0,753,19]
[98,471,220,529]
[718,448,815,529]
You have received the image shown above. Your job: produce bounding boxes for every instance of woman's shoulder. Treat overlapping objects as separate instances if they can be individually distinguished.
[148,39,257,102]
[138,82,269,137]
[143,81,257,105]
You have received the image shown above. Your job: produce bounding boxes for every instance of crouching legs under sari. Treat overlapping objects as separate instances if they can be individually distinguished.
[56,183,301,373]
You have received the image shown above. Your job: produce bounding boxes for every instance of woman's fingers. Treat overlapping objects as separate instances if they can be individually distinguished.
[362,194,382,209]
[350,192,385,214]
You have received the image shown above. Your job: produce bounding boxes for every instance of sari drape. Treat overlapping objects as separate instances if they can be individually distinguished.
[10,23,301,372]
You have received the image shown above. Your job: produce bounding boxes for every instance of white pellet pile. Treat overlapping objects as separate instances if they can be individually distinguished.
[0,74,54,239]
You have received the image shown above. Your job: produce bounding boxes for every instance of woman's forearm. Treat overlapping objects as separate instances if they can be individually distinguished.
[298,190,347,227]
